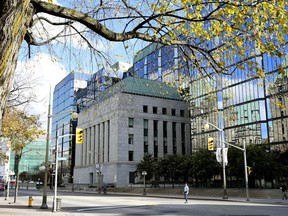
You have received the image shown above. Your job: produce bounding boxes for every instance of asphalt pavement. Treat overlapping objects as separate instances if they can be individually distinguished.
[1,188,288,216]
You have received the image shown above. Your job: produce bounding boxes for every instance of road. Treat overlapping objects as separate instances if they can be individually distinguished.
[1,189,288,216]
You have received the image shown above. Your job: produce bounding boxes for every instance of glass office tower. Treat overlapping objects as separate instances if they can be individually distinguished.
[52,72,90,184]
[10,140,47,174]
[132,43,288,152]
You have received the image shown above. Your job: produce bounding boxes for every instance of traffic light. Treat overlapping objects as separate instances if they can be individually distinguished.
[247,166,252,175]
[76,128,84,144]
[208,137,214,151]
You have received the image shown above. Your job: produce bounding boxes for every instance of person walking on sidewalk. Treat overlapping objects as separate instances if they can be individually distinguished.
[280,184,287,200]
[183,183,189,203]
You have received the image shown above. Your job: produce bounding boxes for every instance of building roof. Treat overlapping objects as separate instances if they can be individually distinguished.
[120,77,182,100]
[88,77,183,108]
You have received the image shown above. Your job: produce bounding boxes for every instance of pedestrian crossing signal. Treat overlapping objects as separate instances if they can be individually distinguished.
[76,128,84,144]
[208,137,214,151]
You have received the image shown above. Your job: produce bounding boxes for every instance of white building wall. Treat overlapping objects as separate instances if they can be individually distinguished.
[74,91,190,186]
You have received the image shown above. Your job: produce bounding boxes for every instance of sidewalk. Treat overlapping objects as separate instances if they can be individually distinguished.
[0,193,69,216]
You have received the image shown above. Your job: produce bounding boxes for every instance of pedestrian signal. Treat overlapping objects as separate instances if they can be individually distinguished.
[208,137,214,151]
[76,128,84,144]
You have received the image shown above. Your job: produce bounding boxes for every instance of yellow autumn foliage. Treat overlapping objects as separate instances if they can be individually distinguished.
[1,107,45,153]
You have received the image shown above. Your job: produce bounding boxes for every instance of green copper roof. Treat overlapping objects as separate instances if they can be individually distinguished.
[120,77,182,100]
[94,77,182,104]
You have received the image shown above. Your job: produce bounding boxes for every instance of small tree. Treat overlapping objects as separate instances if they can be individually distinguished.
[158,154,183,188]
[1,107,45,202]
[227,147,245,188]
[192,149,220,187]
[136,153,158,182]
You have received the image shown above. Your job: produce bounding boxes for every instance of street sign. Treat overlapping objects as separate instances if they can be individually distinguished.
[58,157,67,161]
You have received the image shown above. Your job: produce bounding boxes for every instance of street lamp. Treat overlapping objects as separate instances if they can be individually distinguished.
[41,88,78,209]
[142,171,147,195]
[53,133,75,212]
[204,122,250,201]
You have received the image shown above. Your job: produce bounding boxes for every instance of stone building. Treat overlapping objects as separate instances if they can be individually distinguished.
[74,77,191,186]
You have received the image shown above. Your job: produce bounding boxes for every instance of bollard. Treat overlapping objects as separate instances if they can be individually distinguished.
[28,196,33,207]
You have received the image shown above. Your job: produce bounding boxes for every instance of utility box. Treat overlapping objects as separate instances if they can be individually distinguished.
[53,198,62,211]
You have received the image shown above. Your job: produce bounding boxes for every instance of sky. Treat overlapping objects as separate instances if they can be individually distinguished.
[15,0,145,130]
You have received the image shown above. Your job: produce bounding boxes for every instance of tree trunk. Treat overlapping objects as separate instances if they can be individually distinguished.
[0,0,34,131]
[13,154,21,203]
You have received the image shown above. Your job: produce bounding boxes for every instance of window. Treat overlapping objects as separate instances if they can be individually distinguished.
[162,108,167,115]
[144,119,148,128]
[163,121,167,138]
[129,118,134,127]
[129,172,135,183]
[143,105,148,113]
[172,109,176,116]
[129,134,134,145]
[181,123,185,155]
[164,138,168,154]
[144,141,148,153]
[154,120,158,137]
[129,151,134,161]
[173,122,177,154]
[153,106,157,114]
[180,110,185,117]
[144,119,149,153]
[154,137,158,158]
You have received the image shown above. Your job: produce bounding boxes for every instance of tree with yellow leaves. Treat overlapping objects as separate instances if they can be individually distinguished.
[1,107,45,203]
[0,0,287,132]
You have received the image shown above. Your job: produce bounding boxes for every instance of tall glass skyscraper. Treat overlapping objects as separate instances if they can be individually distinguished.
[52,72,90,184]
[53,62,131,184]
[132,43,288,152]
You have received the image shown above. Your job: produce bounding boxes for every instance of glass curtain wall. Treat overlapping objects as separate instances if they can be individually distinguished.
[132,42,288,152]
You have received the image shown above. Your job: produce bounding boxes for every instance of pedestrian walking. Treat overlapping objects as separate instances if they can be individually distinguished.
[280,184,287,200]
[183,183,189,203]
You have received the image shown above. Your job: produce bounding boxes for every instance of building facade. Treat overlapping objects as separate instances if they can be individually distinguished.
[9,139,47,175]
[52,72,90,183]
[132,43,288,152]
[74,77,191,186]
[52,62,131,184]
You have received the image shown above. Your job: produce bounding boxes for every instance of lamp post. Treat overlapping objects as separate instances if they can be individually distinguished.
[40,89,51,209]
[41,87,78,209]
[204,122,250,201]
[53,133,75,212]
[142,171,147,195]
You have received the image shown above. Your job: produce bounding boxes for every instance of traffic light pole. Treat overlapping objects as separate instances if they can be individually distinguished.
[243,141,250,201]
[40,90,78,210]
[221,137,228,199]
[211,137,250,201]
[204,122,250,201]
